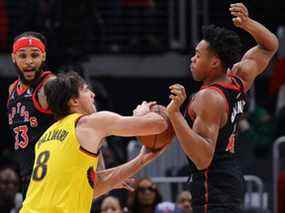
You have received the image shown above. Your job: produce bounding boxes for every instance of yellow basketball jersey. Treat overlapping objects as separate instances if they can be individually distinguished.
[21,113,98,213]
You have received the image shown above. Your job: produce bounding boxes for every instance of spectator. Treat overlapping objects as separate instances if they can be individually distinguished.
[176,191,192,213]
[0,162,21,213]
[155,201,176,213]
[129,177,162,213]
[101,196,123,213]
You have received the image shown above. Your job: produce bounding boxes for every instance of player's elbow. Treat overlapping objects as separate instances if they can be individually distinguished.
[273,36,279,53]
[267,34,279,54]
[195,148,214,170]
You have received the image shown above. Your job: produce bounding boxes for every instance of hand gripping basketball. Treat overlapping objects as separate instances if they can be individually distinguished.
[137,105,174,151]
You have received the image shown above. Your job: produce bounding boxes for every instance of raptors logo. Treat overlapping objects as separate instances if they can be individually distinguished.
[87,167,96,189]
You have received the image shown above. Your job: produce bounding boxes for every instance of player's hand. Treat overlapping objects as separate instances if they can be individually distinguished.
[138,145,169,165]
[230,3,250,28]
[133,101,157,116]
[113,178,136,191]
[167,84,187,115]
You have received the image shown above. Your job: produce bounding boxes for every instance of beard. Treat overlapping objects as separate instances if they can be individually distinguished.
[14,63,45,85]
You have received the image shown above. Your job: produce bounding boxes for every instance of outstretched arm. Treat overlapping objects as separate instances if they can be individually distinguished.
[77,101,168,156]
[230,3,279,91]
[81,101,167,138]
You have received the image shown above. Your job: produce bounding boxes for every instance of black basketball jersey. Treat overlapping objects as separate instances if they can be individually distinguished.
[185,75,247,211]
[7,71,55,178]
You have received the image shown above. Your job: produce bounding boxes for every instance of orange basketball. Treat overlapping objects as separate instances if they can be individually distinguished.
[137,105,174,150]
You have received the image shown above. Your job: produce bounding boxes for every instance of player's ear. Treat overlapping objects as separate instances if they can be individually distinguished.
[42,52,46,62]
[11,53,16,63]
[211,56,221,69]
[68,97,79,108]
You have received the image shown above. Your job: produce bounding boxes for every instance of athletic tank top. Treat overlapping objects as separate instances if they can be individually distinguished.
[7,71,55,177]
[21,113,99,213]
[185,75,247,209]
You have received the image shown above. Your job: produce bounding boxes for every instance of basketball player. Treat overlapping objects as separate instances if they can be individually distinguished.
[20,71,169,212]
[167,3,278,213]
[7,32,55,198]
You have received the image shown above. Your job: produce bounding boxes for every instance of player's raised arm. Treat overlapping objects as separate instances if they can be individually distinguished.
[230,3,279,91]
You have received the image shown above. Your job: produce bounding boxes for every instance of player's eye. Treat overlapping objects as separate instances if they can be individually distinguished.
[31,53,40,58]
[18,53,27,59]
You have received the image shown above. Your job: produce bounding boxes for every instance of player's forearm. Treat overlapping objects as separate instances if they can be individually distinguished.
[108,112,167,137]
[93,154,147,199]
[243,19,278,53]
[96,151,106,171]
[169,112,213,170]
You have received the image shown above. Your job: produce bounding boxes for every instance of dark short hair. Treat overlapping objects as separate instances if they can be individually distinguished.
[202,25,242,70]
[44,71,86,118]
[14,31,47,46]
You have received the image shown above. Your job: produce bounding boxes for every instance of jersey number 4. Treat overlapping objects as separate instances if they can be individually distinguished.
[32,151,50,181]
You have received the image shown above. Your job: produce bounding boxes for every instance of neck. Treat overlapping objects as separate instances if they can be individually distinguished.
[19,81,30,89]
[203,72,227,86]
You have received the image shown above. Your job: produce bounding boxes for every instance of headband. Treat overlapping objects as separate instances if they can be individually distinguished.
[13,37,46,53]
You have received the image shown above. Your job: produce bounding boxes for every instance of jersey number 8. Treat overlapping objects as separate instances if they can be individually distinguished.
[32,151,50,181]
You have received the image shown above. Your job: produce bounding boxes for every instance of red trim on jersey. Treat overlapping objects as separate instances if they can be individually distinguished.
[227,73,246,93]
[202,86,229,115]
[201,75,244,92]
[79,146,100,158]
[16,82,28,96]
[76,115,101,158]
[204,170,209,213]
[212,81,240,91]
[32,71,54,115]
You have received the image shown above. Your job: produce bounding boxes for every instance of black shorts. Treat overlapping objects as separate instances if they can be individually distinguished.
[189,168,244,213]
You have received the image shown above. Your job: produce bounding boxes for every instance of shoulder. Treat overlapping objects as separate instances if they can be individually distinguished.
[76,111,122,138]
[37,74,56,100]
[8,80,18,95]
[195,88,227,108]
[192,88,228,117]
[191,87,228,126]
[41,73,56,87]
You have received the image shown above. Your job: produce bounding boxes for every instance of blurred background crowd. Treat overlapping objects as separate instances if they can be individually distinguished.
[0,0,285,212]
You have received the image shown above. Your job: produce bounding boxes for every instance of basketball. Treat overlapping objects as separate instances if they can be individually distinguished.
[137,105,174,150]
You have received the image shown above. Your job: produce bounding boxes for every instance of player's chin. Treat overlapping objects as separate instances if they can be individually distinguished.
[192,72,204,82]
[23,71,36,78]
[23,75,36,82]
[191,73,200,81]
[90,106,97,113]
